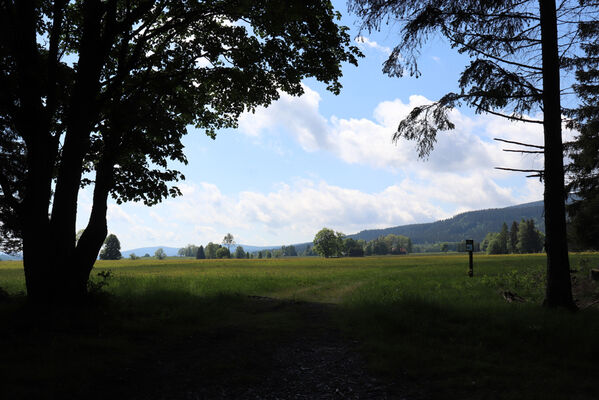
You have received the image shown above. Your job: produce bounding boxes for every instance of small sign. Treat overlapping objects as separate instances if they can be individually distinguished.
[466,239,474,252]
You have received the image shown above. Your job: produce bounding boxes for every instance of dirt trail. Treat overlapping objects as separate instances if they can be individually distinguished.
[119,298,425,400]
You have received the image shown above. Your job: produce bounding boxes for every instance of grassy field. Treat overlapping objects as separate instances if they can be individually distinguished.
[1,253,599,399]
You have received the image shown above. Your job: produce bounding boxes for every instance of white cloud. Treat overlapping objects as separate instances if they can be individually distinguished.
[94,170,543,249]
[355,36,392,56]
[237,88,549,177]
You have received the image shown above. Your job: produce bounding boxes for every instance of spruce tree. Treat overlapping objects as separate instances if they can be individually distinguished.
[348,0,596,308]
[196,245,205,260]
[509,221,519,253]
[566,17,599,250]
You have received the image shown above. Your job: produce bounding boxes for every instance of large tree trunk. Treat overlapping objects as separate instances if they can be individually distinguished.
[17,0,113,304]
[539,0,576,309]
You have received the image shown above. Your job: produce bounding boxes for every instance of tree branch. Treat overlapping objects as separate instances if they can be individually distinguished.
[493,138,544,149]
[495,167,544,172]
[503,149,544,154]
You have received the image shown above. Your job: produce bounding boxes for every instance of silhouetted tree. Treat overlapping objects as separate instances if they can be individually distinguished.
[99,234,121,260]
[566,16,599,250]
[0,0,360,303]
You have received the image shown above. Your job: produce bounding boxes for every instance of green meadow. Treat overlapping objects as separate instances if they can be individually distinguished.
[1,253,599,399]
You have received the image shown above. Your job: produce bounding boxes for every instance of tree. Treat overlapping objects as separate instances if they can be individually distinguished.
[154,248,166,260]
[0,1,360,303]
[234,245,245,259]
[205,242,220,259]
[222,233,235,251]
[344,238,365,257]
[99,234,121,260]
[282,245,298,257]
[565,17,599,251]
[509,221,520,253]
[143,253,150,258]
[178,244,198,257]
[129,253,138,260]
[313,228,344,258]
[487,239,504,255]
[517,219,544,253]
[349,0,592,308]
[216,247,230,259]
[441,243,449,253]
[196,245,205,260]
[497,223,509,254]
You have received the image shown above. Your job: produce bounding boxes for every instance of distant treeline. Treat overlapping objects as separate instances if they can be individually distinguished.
[480,219,544,254]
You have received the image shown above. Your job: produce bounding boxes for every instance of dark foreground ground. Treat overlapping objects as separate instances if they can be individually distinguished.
[1,296,425,400]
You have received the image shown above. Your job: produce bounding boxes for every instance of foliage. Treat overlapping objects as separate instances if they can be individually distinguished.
[566,17,599,251]
[196,245,205,260]
[86,269,113,295]
[313,228,344,258]
[216,247,231,259]
[281,245,298,257]
[0,0,361,300]
[129,253,138,260]
[517,219,544,254]
[343,238,365,257]
[204,242,221,259]
[234,246,245,259]
[99,234,122,260]
[154,248,166,260]
[178,244,199,258]
[222,234,235,250]
[484,220,544,254]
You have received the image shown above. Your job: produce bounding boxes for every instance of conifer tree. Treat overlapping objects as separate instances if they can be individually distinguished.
[566,17,599,250]
[196,245,205,260]
[349,0,597,308]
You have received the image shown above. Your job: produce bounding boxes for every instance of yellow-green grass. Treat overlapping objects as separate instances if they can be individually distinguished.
[1,253,598,399]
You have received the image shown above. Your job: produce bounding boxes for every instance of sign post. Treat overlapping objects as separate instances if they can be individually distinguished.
[466,239,474,277]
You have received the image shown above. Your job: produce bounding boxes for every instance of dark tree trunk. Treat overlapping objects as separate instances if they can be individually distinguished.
[15,0,113,304]
[539,0,576,309]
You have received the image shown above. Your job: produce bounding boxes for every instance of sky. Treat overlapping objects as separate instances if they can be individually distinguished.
[76,1,557,250]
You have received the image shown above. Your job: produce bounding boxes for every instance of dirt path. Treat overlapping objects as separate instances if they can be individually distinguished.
[120,298,425,400]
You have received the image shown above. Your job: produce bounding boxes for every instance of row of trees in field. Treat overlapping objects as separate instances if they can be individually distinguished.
[312,228,412,258]
[481,221,545,255]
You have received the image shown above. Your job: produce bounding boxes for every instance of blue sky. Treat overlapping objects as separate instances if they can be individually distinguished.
[77,2,556,250]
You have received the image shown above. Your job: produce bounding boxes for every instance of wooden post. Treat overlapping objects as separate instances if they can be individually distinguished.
[466,239,474,277]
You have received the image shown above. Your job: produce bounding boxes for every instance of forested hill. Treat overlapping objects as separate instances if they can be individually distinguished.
[347,201,544,244]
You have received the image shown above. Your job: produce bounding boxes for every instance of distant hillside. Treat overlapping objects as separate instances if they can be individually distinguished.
[347,201,544,244]
[0,252,22,261]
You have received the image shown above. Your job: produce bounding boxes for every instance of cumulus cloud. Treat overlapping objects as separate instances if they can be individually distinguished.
[355,36,392,55]
[76,85,551,249]
[237,87,548,177]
